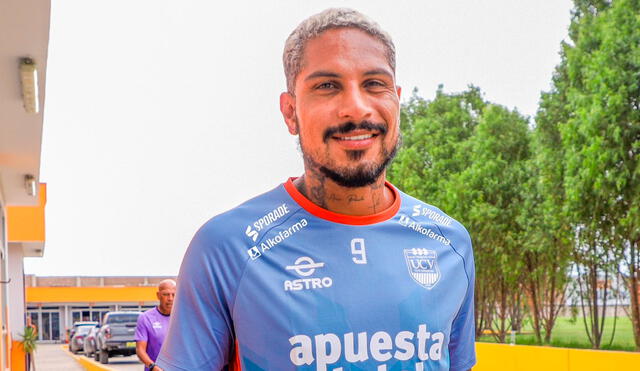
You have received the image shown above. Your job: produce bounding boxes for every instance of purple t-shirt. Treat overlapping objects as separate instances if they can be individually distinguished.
[135,307,170,370]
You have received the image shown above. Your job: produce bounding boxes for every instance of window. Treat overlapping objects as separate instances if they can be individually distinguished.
[106,313,140,324]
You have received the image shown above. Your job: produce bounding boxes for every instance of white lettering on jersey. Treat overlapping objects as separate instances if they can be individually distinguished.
[398,215,451,246]
[245,203,290,242]
[284,256,333,291]
[350,238,367,264]
[288,325,445,371]
[248,219,308,260]
[412,205,453,226]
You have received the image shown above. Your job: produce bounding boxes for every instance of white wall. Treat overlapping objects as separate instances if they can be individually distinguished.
[8,244,24,338]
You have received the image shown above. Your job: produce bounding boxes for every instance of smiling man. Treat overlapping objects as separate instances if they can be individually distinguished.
[156,8,475,371]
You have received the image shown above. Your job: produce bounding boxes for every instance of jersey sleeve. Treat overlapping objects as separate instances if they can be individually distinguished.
[448,229,476,371]
[134,313,149,342]
[156,222,246,370]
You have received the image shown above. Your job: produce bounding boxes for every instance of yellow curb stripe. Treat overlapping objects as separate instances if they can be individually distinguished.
[62,345,118,371]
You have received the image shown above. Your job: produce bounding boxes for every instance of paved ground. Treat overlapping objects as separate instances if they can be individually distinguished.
[88,353,142,370]
[34,344,84,371]
[34,343,143,371]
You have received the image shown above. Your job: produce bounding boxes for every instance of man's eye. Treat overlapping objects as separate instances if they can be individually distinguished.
[316,82,337,90]
[365,80,386,88]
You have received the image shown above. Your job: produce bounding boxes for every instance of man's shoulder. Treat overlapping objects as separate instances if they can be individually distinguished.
[141,307,157,316]
[200,182,297,233]
[138,307,157,321]
[396,188,470,240]
[188,182,301,257]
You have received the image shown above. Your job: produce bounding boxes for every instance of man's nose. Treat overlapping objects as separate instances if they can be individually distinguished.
[337,85,373,122]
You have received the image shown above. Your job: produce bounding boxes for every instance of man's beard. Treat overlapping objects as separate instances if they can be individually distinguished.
[298,121,401,188]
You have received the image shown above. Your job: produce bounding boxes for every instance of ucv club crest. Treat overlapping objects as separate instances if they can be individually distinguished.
[404,248,440,290]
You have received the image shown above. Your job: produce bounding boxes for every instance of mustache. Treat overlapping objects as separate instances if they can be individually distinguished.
[322,121,387,143]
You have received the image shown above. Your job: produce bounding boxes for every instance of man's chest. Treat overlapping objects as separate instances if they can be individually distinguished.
[145,316,168,340]
[231,222,468,369]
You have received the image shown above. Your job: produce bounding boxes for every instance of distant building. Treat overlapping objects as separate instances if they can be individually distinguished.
[25,275,176,342]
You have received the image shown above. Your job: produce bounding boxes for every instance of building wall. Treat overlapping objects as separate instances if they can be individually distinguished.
[8,245,24,339]
[25,275,176,287]
[24,276,176,343]
[0,201,7,369]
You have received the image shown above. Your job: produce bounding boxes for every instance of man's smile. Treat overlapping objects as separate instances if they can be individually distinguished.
[331,129,382,150]
[323,121,387,142]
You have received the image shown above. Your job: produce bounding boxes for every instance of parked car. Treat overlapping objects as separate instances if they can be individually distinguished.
[69,321,98,341]
[69,324,96,354]
[95,311,141,364]
[83,325,100,357]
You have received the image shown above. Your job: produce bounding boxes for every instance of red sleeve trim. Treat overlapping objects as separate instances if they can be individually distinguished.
[283,177,401,225]
[229,340,241,371]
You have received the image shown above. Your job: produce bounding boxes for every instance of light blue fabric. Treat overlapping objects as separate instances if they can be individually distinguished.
[157,182,475,371]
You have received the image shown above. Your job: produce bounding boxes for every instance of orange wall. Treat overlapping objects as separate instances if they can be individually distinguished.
[26,286,157,303]
[7,184,46,242]
[10,340,25,371]
[474,342,640,371]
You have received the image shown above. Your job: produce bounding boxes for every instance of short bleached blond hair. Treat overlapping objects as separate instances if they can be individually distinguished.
[283,8,396,94]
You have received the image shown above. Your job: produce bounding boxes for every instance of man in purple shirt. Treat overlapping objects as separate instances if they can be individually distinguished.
[135,279,176,371]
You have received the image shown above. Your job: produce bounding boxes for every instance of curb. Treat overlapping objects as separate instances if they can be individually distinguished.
[62,345,118,371]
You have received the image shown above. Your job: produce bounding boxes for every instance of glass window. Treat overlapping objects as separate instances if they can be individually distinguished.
[42,313,50,341]
[72,312,81,325]
[51,312,60,341]
[76,326,93,335]
[91,311,101,322]
[106,313,140,324]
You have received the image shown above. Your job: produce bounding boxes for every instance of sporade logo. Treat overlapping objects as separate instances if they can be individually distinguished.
[246,218,308,260]
[411,205,453,226]
[245,203,290,242]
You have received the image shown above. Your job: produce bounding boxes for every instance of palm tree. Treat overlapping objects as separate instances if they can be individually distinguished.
[19,326,37,371]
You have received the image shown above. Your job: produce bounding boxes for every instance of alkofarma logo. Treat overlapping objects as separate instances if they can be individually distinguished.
[403,248,440,290]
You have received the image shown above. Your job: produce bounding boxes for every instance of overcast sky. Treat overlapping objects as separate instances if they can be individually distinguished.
[25,0,574,276]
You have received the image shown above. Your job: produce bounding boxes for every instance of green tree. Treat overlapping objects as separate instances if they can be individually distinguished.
[522,54,575,344]
[452,104,532,342]
[559,0,640,349]
[391,88,535,342]
[390,86,485,211]
[389,87,489,334]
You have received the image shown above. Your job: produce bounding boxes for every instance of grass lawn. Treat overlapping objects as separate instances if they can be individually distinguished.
[477,316,638,352]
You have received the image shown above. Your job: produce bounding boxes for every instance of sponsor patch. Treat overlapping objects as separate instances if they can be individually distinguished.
[404,248,440,290]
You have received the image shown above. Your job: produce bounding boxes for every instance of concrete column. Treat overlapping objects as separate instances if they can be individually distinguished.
[7,244,25,339]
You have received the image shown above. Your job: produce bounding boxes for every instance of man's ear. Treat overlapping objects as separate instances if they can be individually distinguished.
[396,86,402,100]
[280,92,298,135]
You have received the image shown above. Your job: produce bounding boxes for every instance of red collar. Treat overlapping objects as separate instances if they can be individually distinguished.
[284,177,400,225]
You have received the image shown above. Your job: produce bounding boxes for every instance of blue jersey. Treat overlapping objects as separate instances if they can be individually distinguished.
[157,179,475,371]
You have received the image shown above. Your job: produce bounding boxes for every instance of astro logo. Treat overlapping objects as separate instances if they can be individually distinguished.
[284,257,333,291]
[247,246,261,260]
